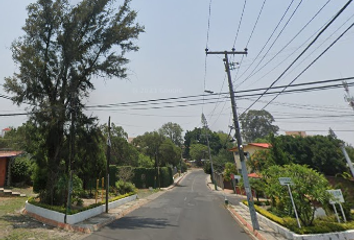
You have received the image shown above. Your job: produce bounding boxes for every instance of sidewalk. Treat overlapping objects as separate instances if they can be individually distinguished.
[25,171,190,234]
[206,175,287,240]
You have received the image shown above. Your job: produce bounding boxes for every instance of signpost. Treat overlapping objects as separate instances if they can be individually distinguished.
[327,189,346,223]
[279,177,301,228]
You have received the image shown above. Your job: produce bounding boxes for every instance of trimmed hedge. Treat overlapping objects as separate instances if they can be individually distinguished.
[109,166,173,189]
[243,201,354,234]
[28,192,135,215]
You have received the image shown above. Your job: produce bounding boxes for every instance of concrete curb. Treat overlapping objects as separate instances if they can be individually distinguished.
[227,205,266,240]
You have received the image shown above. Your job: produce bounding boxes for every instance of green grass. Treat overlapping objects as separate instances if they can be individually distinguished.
[0,197,28,216]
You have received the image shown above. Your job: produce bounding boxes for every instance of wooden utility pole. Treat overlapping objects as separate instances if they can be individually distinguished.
[106,117,111,213]
[206,49,260,230]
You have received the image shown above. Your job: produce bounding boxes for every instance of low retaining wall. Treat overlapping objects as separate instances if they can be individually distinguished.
[26,194,137,225]
[240,203,354,240]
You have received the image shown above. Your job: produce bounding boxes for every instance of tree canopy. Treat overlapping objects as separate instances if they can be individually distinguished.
[240,110,279,143]
[4,0,143,205]
[159,122,183,147]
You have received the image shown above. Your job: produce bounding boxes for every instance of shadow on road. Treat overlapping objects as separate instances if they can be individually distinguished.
[106,216,176,230]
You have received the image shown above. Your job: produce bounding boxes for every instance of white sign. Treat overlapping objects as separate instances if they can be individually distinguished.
[327,189,345,204]
[234,175,241,180]
[279,177,293,186]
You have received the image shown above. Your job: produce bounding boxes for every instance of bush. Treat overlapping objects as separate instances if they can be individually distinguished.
[115,180,136,194]
[11,156,33,185]
[109,166,174,189]
[203,160,211,174]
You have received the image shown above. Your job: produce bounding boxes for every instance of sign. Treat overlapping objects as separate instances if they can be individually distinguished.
[327,189,345,204]
[234,175,241,180]
[279,177,293,186]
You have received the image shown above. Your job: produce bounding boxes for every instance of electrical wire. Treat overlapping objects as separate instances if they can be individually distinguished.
[263,21,354,109]
[236,0,296,81]
[238,0,332,88]
[241,0,354,114]
[232,0,247,49]
[240,0,304,87]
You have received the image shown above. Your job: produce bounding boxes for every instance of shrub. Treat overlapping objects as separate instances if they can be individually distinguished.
[115,180,136,194]
[11,156,33,185]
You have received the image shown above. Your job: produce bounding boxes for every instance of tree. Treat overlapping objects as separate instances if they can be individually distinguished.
[183,127,222,158]
[159,138,181,167]
[101,123,139,166]
[159,122,183,147]
[189,143,208,166]
[263,164,330,226]
[240,110,279,143]
[4,0,143,205]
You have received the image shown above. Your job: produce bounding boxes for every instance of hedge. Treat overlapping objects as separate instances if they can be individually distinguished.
[28,192,135,215]
[243,201,354,234]
[109,166,173,189]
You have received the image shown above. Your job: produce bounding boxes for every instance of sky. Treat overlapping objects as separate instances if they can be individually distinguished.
[1,0,354,145]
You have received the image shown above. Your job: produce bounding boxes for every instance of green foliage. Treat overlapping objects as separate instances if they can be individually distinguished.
[10,156,33,185]
[28,192,135,215]
[240,110,279,143]
[109,166,173,189]
[4,0,143,205]
[189,143,208,165]
[183,127,222,158]
[223,163,238,181]
[267,134,346,176]
[211,148,235,173]
[159,122,183,146]
[247,150,272,172]
[101,123,139,166]
[203,160,211,174]
[115,180,136,194]
[244,201,352,234]
[262,164,330,226]
[138,153,154,168]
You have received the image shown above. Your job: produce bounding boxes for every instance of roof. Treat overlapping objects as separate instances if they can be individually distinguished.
[2,128,11,131]
[248,143,271,149]
[248,173,262,178]
[0,151,23,158]
[228,143,271,152]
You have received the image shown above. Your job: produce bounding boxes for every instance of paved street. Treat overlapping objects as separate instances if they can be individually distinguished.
[84,170,251,240]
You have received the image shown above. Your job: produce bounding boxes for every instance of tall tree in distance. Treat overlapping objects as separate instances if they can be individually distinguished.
[159,122,183,147]
[240,110,279,143]
[4,0,144,204]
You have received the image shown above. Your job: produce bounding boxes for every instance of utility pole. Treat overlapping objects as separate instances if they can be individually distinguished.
[206,49,259,230]
[106,116,111,213]
[329,128,354,178]
[201,113,217,190]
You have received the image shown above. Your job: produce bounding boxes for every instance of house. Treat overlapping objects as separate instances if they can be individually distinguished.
[1,128,11,137]
[229,143,271,173]
[0,151,23,187]
[285,131,307,137]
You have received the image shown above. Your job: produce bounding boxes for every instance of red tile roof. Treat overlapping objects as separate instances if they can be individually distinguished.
[0,151,23,158]
[248,143,271,149]
[228,143,271,152]
[248,173,262,178]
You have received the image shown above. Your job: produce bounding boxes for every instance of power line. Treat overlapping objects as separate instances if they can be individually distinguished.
[86,76,354,108]
[236,0,296,81]
[238,0,332,88]
[263,20,354,109]
[240,0,304,86]
[242,0,354,114]
[232,0,247,49]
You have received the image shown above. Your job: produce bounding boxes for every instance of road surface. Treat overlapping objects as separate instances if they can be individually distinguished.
[84,169,251,240]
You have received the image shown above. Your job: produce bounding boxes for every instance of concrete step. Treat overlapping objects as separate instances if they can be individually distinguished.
[3,189,12,195]
[0,188,4,192]
[20,194,27,197]
[12,192,21,196]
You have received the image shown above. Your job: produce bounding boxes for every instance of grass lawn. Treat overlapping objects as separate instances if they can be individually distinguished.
[0,197,85,240]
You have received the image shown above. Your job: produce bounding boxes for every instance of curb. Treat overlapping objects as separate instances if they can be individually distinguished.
[23,191,165,234]
[227,205,266,240]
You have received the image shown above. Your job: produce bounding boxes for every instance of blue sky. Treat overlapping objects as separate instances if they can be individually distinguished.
[1,0,354,145]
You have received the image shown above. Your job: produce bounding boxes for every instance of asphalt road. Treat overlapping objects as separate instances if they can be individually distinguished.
[84,169,251,240]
